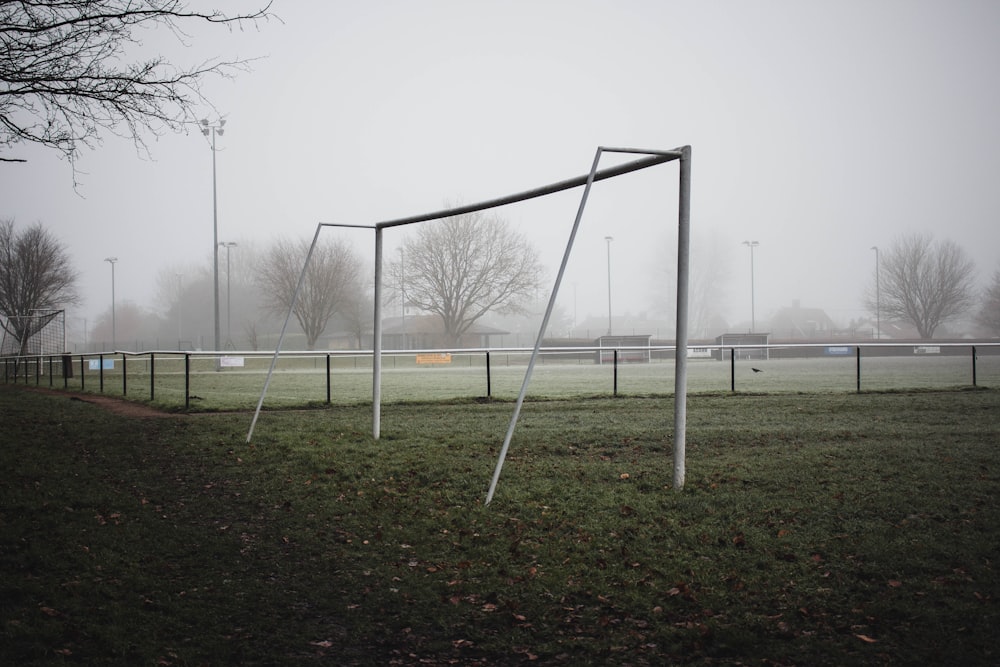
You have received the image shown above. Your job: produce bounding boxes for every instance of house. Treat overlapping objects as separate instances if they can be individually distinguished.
[769,301,837,339]
[381,315,508,350]
[715,332,769,360]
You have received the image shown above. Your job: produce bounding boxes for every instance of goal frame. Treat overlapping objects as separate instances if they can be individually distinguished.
[0,309,66,356]
[247,145,692,502]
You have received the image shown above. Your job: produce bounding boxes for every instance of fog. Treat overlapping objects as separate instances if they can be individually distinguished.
[4,1,1000,347]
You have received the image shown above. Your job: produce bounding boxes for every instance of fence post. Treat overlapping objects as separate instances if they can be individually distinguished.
[48,356,53,387]
[184,353,190,409]
[730,348,736,392]
[972,346,977,387]
[326,354,331,404]
[856,346,861,393]
[80,356,85,391]
[486,351,492,399]
[613,349,619,397]
[99,354,104,393]
[122,353,127,396]
[150,353,155,402]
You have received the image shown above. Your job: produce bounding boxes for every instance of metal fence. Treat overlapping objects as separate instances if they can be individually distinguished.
[3,342,999,410]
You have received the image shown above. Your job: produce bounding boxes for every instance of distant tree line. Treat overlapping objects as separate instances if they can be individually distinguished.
[3,217,999,354]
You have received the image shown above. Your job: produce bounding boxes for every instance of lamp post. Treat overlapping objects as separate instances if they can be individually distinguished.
[201,117,226,351]
[220,242,237,348]
[176,273,183,349]
[604,236,614,335]
[398,247,406,348]
[104,257,118,350]
[742,240,759,332]
[871,245,880,340]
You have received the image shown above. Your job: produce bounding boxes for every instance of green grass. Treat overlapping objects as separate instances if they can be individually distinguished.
[12,352,1000,412]
[1,386,999,665]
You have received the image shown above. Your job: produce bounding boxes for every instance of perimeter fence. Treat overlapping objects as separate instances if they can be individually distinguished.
[3,342,999,411]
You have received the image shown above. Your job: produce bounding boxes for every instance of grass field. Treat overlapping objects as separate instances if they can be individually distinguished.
[8,351,1000,412]
[1,383,998,665]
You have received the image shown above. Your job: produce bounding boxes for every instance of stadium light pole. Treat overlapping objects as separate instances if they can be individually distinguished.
[175,273,183,349]
[605,235,614,335]
[201,118,226,351]
[399,247,406,347]
[104,257,118,350]
[742,240,759,332]
[220,241,238,348]
[871,245,880,340]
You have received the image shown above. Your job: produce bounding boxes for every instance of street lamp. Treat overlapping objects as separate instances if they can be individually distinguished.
[742,240,759,332]
[871,246,880,340]
[104,257,118,350]
[220,242,237,348]
[201,117,226,351]
[398,247,406,348]
[175,273,183,349]
[604,236,614,335]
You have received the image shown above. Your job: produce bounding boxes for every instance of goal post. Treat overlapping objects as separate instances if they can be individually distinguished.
[246,145,692,500]
[484,146,690,502]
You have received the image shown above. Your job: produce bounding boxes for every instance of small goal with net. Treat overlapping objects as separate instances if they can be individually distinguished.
[1,310,67,377]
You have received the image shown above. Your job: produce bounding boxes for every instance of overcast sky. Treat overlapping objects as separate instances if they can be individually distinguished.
[3,0,999,337]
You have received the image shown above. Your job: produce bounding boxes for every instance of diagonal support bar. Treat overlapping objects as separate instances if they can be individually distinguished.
[484,146,689,504]
[246,223,324,443]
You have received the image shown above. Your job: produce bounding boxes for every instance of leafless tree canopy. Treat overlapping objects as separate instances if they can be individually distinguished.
[868,233,976,339]
[975,268,1000,335]
[0,219,79,345]
[256,237,363,350]
[0,0,272,164]
[391,211,545,345]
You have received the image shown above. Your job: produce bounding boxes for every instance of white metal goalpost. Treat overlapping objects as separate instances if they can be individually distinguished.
[247,145,692,503]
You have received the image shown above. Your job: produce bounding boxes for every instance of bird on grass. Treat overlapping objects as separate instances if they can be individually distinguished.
[752,367,764,373]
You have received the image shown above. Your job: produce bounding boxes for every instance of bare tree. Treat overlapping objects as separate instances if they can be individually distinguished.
[654,228,732,338]
[338,291,373,350]
[389,211,545,346]
[256,237,363,350]
[975,267,1000,336]
[1,1,272,166]
[0,219,79,351]
[867,233,976,339]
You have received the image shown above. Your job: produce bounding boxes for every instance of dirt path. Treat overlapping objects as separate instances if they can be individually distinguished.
[12,385,181,419]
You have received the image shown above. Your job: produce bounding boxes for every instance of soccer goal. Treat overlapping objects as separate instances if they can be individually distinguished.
[247,146,692,503]
[1,310,66,356]
[1,310,66,379]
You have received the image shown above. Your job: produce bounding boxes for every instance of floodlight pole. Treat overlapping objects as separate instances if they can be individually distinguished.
[104,257,118,350]
[175,273,183,348]
[220,241,238,347]
[871,246,880,339]
[605,236,614,335]
[399,247,406,345]
[201,118,226,352]
[742,240,759,332]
